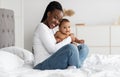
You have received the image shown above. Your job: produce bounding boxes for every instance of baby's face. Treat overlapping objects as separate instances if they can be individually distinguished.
[59,22,71,35]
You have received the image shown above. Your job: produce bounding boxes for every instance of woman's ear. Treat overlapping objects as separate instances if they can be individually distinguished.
[47,12,51,17]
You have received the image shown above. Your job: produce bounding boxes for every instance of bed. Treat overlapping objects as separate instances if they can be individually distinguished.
[0,8,120,77]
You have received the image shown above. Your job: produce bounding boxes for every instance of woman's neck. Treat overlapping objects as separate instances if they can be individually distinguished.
[43,20,49,28]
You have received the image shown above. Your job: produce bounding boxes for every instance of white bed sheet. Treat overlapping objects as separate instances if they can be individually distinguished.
[1,67,87,77]
[0,47,120,77]
[1,54,120,77]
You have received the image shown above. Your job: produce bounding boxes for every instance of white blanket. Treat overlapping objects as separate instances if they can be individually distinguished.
[18,54,120,77]
[0,47,120,77]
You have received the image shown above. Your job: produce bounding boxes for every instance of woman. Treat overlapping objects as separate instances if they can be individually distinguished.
[33,1,89,70]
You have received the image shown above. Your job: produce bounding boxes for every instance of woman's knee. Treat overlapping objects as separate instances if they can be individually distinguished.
[65,44,77,51]
[65,44,78,55]
[66,44,76,49]
[78,44,87,48]
[77,44,89,57]
[78,44,89,51]
[84,44,89,54]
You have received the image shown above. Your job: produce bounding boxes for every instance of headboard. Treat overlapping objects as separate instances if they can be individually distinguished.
[0,8,15,48]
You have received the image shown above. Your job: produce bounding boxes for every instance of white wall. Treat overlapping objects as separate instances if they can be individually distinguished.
[0,0,1,6]
[59,0,120,25]
[0,0,24,48]
[24,0,120,51]
[24,0,52,51]
[1,0,120,51]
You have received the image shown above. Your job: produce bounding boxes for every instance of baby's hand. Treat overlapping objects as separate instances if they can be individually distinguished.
[78,40,84,44]
[56,38,62,43]
[69,33,74,36]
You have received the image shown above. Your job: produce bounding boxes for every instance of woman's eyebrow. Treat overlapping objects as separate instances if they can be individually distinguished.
[54,15,61,21]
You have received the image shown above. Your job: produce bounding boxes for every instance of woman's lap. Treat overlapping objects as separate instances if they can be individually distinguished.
[34,44,89,70]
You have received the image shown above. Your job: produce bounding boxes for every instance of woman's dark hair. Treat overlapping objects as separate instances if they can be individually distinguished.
[41,1,63,22]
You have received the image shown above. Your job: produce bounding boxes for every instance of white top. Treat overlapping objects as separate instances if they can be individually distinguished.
[33,23,71,66]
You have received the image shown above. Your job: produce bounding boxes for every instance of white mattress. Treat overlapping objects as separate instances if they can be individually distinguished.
[0,54,120,77]
[0,47,120,77]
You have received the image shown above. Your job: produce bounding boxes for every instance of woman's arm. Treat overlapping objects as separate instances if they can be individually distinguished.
[36,24,72,54]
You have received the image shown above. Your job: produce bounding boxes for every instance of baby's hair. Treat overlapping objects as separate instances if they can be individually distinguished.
[59,18,70,27]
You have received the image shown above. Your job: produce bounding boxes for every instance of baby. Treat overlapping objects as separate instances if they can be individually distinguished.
[54,18,84,44]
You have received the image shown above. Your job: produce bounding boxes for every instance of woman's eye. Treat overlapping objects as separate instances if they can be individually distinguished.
[54,16,58,19]
[54,16,62,24]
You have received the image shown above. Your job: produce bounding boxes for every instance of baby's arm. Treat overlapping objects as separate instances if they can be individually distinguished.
[55,37,62,43]
[54,31,68,43]
[54,31,62,43]
[69,33,84,44]
[75,37,84,44]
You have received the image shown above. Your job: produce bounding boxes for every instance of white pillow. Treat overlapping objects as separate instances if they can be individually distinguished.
[0,46,34,66]
[0,50,24,71]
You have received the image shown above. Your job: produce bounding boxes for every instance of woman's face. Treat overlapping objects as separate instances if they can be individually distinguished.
[46,9,63,29]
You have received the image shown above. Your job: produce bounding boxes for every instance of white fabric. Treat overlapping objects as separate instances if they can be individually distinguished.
[0,54,120,77]
[0,46,34,66]
[33,23,71,66]
[82,54,120,77]
[0,50,24,71]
